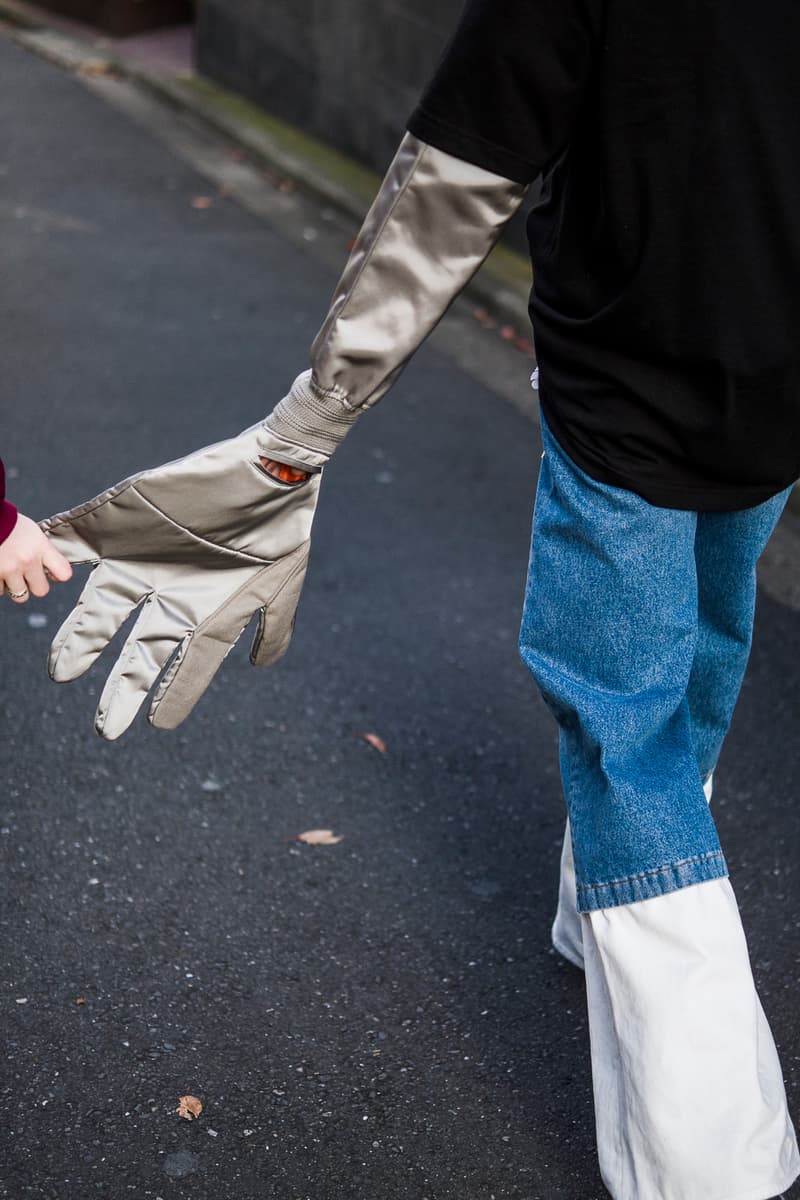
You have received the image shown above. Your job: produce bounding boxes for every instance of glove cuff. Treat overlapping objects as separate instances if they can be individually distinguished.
[262,370,361,463]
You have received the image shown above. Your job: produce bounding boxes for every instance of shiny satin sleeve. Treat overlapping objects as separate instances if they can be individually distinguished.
[263,134,528,461]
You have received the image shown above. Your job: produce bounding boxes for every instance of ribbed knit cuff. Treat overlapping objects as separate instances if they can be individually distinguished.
[0,499,18,544]
[263,370,361,462]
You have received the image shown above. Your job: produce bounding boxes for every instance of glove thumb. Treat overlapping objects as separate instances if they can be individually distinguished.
[250,543,309,667]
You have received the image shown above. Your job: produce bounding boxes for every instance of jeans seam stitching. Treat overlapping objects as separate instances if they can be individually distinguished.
[575,849,726,893]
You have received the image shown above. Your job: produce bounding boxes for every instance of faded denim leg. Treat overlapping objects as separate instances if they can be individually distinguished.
[520,419,724,912]
[552,777,714,971]
[689,493,791,780]
[551,487,789,962]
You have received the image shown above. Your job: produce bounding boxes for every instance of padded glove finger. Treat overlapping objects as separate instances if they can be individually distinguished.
[42,473,147,565]
[49,560,150,682]
[250,546,309,668]
[148,546,308,730]
[44,515,104,566]
[94,593,187,740]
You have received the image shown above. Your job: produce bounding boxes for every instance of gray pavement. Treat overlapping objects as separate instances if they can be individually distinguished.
[0,33,798,1200]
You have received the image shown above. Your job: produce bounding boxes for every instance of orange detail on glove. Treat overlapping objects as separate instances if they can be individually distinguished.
[259,458,311,484]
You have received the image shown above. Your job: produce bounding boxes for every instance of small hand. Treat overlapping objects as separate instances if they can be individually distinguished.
[1,513,73,603]
[259,458,311,484]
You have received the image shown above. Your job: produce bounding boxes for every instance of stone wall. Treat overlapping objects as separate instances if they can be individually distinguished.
[195,0,463,175]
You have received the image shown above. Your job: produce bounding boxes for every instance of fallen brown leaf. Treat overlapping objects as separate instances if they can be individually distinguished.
[76,58,112,77]
[473,307,497,329]
[176,1094,203,1120]
[190,196,213,210]
[75,997,87,1006]
[296,829,344,845]
[354,731,387,754]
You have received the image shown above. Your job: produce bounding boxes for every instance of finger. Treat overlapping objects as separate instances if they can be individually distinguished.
[39,474,139,564]
[148,559,290,730]
[95,595,186,740]
[40,518,100,566]
[42,541,73,583]
[149,548,309,732]
[24,563,50,599]
[49,560,148,682]
[4,574,30,604]
[148,627,239,731]
[250,547,308,667]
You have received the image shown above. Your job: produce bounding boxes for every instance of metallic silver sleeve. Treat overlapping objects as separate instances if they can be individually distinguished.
[264,134,528,458]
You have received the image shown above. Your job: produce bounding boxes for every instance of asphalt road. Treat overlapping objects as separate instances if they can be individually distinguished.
[0,33,798,1200]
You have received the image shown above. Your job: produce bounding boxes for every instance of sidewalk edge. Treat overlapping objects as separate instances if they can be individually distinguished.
[0,0,532,332]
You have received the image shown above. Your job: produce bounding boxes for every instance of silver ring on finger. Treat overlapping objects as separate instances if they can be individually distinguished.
[7,587,29,599]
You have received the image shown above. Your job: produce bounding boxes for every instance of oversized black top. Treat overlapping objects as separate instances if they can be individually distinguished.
[409,0,800,510]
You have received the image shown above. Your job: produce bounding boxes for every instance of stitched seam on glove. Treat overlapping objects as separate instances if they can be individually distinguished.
[195,544,309,641]
[41,478,142,535]
[147,551,306,724]
[129,488,276,565]
[305,376,356,411]
[302,375,361,420]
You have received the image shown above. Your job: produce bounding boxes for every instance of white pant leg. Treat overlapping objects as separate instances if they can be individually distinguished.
[552,776,716,971]
[583,877,799,1200]
[551,817,585,968]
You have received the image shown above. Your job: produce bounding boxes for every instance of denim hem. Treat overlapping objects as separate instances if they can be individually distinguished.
[576,850,728,912]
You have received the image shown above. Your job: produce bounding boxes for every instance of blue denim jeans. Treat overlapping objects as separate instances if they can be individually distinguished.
[520,416,791,912]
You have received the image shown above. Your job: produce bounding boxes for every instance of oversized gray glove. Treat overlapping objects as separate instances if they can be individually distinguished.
[42,426,322,740]
[44,134,526,740]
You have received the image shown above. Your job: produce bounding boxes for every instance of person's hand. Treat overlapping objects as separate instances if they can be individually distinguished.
[0,513,73,603]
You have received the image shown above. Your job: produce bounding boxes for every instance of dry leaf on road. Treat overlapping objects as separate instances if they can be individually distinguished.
[354,732,387,754]
[76,59,113,77]
[176,1095,203,1120]
[473,306,497,329]
[74,997,87,1006]
[296,829,343,845]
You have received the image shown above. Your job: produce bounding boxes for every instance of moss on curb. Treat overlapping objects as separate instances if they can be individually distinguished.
[178,75,383,211]
[172,74,533,316]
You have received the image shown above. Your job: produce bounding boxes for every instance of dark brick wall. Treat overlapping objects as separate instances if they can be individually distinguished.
[195,0,461,174]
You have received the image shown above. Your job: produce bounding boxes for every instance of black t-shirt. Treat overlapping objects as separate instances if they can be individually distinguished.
[408,0,800,510]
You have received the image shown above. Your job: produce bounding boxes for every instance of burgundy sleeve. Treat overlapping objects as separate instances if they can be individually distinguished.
[0,458,18,544]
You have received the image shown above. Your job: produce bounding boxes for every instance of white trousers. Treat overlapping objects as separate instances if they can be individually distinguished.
[553,812,800,1200]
